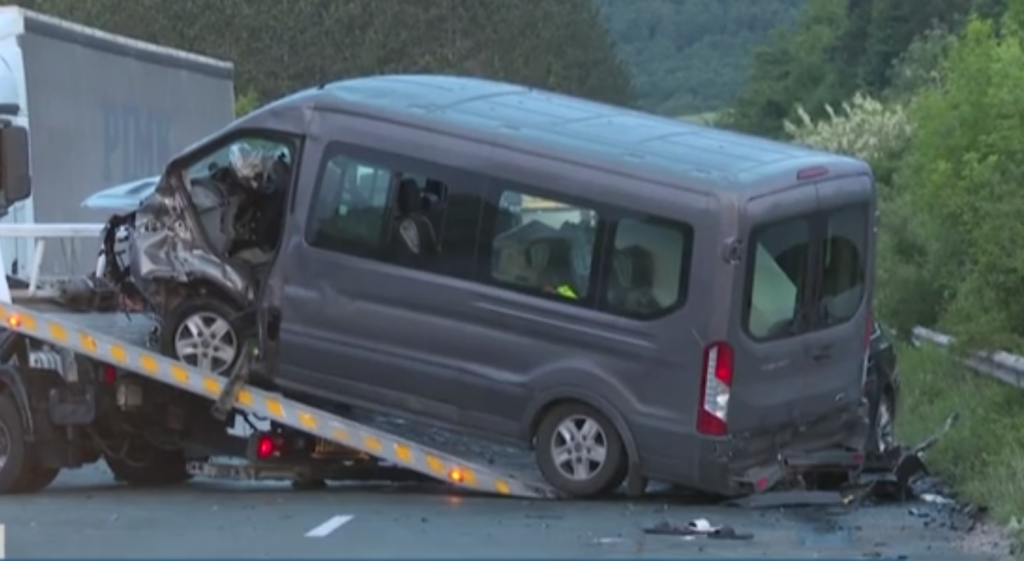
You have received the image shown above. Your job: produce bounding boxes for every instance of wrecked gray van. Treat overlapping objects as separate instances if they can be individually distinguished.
[100,74,874,498]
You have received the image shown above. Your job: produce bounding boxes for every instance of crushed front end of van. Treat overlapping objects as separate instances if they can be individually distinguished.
[99,179,256,316]
[99,141,290,316]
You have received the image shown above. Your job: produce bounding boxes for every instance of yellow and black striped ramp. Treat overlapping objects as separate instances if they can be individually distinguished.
[0,302,557,499]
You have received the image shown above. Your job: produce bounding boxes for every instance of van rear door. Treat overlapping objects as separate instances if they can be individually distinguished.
[725,174,873,435]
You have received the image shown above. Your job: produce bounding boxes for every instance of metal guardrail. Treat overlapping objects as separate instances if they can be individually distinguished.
[912,326,1024,390]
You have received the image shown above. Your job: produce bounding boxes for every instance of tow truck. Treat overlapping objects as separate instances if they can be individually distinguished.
[1,304,560,496]
[0,118,556,498]
[0,274,558,498]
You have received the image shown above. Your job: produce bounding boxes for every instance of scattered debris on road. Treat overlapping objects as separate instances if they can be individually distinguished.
[643,518,754,540]
[718,411,984,536]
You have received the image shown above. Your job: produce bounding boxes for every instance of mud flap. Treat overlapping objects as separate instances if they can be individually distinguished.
[47,385,95,425]
[625,460,646,497]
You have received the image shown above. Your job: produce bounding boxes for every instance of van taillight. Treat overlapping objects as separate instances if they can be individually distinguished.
[697,342,733,436]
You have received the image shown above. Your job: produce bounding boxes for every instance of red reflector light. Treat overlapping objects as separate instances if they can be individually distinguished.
[696,342,733,436]
[256,435,276,459]
[102,365,117,385]
[796,166,829,181]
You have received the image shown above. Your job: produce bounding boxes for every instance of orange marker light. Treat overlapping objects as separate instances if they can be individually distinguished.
[449,468,464,483]
[7,315,21,329]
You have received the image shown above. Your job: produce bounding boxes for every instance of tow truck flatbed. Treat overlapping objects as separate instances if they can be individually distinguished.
[0,299,558,499]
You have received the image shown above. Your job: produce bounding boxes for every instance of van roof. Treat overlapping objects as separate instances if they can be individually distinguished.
[244,74,870,193]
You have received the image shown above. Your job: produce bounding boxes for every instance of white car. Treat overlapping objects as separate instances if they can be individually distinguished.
[80,176,160,211]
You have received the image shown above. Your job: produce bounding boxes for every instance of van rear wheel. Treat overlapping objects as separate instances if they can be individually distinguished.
[535,402,626,498]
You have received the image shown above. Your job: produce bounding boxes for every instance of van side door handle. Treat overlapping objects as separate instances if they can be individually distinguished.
[810,344,832,362]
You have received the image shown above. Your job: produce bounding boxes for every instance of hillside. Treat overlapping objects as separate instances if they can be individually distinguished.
[595,0,806,115]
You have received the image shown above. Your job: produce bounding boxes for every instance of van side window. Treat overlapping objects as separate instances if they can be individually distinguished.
[307,145,483,278]
[490,191,598,300]
[821,207,867,326]
[745,218,811,339]
[604,217,692,318]
[307,154,393,255]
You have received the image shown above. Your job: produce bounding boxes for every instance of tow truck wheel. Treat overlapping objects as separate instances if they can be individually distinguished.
[534,402,627,498]
[160,297,241,376]
[105,447,191,486]
[0,393,59,494]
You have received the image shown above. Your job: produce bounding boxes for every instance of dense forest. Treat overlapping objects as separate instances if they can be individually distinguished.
[594,0,805,116]
[723,0,1007,136]
[16,0,632,109]
[16,0,804,118]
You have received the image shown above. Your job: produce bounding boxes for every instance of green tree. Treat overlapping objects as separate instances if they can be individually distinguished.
[594,0,805,115]
[724,0,1005,138]
[884,27,956,101]
[720,0,847,137]
[783,92,911,185]
[884,16,1024,349]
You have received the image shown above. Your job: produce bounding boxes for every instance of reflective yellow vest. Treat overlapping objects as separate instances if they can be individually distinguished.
[555,284,578,300]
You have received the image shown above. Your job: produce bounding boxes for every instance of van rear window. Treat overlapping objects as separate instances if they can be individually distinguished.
[744,206,867,339]
[746,218,810,338]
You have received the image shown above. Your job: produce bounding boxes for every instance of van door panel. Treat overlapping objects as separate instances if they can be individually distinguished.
[728,185,820,432]
[728,175,873,435]
[805,175,873,416]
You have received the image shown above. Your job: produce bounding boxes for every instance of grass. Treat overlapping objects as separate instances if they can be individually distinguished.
[895,343,1024,528]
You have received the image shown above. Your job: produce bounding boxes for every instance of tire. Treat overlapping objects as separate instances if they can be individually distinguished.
[0,393,59,494]
[866,392,896,455]
[159,297,242,377]
[534,402,627,499]
[105,447,191,486]
[0,392,30,493]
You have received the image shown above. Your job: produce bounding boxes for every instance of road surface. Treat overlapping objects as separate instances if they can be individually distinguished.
[0,464,1008,559]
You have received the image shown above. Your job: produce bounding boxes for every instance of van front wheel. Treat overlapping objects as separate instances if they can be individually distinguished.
[535,402,626,498]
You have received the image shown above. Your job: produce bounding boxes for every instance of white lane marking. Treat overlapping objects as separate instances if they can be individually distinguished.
[1,523,5,559]
[304,515,355,538]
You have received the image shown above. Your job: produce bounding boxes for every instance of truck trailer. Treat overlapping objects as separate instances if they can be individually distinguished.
[0,6,235,277]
